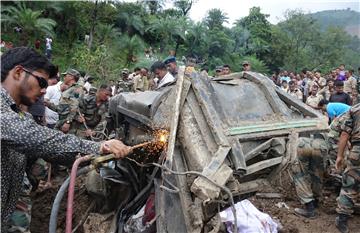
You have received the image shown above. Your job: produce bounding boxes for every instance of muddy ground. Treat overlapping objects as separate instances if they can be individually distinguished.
[30,171,359,233]
[250,173,360,233]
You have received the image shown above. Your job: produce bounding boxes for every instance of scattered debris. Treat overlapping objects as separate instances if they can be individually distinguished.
[275,202,290,209]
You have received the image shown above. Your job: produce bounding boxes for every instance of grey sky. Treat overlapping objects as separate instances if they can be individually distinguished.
[186,0,360,26]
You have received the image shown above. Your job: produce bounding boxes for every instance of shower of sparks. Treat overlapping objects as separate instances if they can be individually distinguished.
[131,129,169,154]
[147,129,169,153]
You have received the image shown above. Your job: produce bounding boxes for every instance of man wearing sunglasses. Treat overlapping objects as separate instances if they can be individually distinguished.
[1,47,132,232]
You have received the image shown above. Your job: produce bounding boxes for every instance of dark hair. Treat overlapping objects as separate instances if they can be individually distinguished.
[142,67,149,72]
[288,80,295,85]
[49,65,59,80]
[318,99,329,107]
[134,67,141,72]
[201,66,209,72]
[223,64,230,69]
[99,84,112,92]
[1,47,56,82]
[150,61,166,72]
[334,80,344,87]
[301,69,307,74]
[327,79,334,84]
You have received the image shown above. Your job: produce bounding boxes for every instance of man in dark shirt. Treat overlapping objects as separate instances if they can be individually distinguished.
[1,47,132,231]
[329,80,352,105]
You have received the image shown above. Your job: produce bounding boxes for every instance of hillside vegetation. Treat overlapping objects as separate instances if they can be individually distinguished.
[1,1,359,82]
[310,9,360,37]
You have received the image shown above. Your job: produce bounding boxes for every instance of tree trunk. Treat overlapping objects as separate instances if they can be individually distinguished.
[174,37,181,57]
[88,0,99,49]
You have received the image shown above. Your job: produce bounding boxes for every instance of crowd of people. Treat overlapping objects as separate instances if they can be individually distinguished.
[1,45,359,233]
[272,66,360,112]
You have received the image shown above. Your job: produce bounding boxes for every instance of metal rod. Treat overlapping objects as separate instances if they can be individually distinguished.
[131,141,152,150]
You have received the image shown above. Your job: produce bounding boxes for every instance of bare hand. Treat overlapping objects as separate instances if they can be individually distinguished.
[77,114,85,123]
[61,123,70,133]
[85,129,94,137]
[335,156,344,171]
[100,139,132,159]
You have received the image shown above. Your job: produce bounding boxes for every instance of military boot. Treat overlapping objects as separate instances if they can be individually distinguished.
[335,214,349,233]
[294,200,316,218]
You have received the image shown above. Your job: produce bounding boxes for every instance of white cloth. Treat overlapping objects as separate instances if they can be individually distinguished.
[45,37,52,50]
[111,85,116,96]
[220,199,278,233]
[84,82,92,92]
[156,72,175,89]
[44,82,62,125]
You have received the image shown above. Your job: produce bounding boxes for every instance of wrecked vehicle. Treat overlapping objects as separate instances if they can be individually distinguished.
[50,69,328,233]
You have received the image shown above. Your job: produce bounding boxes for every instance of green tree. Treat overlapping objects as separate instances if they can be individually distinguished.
[204,9,228,30]
[174,0,196,16]
[117,11,145,36]
[184,22,209,58]
[235,7,272,65]
[117,35,146,66]
[276,10,319,71]
[140,0,165,15]
[95,23,121,45]
[146,16,186,53]
[309,26,351,71]
[1,2,56,45]
[72,44,123,82]
[230,24,250,54]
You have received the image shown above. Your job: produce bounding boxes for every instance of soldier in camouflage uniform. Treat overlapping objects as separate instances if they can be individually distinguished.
[8,174,32,233]
[53,68,84,134]
[291,134,328,218]
[75,85,112,140]
[327,113,350,177]
[116,68,133,94]
[334,104,360,233]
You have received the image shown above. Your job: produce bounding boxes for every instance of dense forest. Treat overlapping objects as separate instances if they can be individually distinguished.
[1,1,359,82]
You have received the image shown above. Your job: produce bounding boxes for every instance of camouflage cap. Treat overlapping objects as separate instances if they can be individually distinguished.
[62,68,81,79]
[122,68,129,74]
[242,61,250,65]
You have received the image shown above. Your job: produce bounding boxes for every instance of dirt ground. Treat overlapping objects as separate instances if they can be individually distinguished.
[250,173,360,233]
[30,171,359,233]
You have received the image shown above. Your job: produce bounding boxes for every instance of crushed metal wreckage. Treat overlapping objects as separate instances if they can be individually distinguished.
[51,68,329,233]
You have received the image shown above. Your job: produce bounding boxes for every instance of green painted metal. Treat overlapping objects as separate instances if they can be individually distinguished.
[228,120,322,135]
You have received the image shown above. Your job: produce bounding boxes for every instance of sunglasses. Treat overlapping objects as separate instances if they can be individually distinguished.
[23,68,48,89]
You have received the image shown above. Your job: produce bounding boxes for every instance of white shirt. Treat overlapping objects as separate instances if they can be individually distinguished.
[111,85,116,96]
[157,72,175,89]
[44,82,62,124]
[46,37,52,50]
